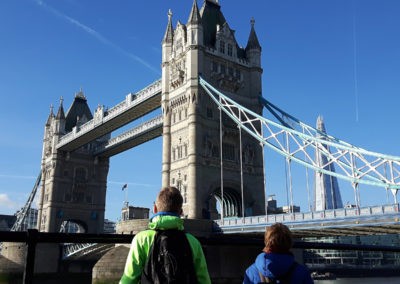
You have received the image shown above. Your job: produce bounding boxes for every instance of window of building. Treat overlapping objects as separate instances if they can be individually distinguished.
[172,148,176,160]
[212,61,218,72]
[219,40,225,54]
[235,69,241,79]
[222,143,235,161]
[228,67,234,77]
[75,167,87,183]
[227,44,233,56]
[220,64,226,74]
[183,185,187,203]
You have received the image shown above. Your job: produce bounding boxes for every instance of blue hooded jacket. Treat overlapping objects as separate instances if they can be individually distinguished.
[243,252,314,284]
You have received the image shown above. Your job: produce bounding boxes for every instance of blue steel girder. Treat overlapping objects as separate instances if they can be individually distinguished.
[56,79,162,152]
[199,77,400,192]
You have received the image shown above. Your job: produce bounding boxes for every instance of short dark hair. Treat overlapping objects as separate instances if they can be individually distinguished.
[263,223,293,253]
[155,186,183,214]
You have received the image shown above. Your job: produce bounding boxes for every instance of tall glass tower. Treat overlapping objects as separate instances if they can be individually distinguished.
[314,116,343,211]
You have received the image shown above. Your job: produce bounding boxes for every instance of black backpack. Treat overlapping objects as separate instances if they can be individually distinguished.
[141,229,197,284]
[258,262,298,284]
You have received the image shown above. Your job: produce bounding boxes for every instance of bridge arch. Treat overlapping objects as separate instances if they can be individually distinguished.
[204,184,244,219]
[59,219,88,233]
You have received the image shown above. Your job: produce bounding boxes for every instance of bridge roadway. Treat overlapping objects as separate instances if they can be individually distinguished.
[215,204,400,238]
[56,79,162,152]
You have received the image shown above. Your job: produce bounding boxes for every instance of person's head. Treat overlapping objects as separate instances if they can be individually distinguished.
[154,186,183,215]
[263,223,293,254]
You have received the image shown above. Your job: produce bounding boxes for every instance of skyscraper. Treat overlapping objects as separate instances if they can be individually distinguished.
[314,116,343,211]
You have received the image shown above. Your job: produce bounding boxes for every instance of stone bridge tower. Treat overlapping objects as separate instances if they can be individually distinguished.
[37,93,109,233]
[161,0,265,219]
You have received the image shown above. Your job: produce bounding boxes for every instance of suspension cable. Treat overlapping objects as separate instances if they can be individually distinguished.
[219,97,224,222]
[239,112,245,218]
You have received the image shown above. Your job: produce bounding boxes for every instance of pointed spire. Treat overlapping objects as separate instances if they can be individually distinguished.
[316,115,326,133]
[56,96,65,120]
[188,0,201,25]
[162,9,174,44]
[246,17,261,51]
[46,104,55,126]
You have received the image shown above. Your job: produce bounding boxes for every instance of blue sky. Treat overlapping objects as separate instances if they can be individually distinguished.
[0,0,400,222]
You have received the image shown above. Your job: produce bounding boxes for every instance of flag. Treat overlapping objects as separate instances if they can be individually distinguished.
[122,184,128,191]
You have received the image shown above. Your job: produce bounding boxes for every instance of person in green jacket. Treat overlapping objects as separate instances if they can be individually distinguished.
[119,186,211,284]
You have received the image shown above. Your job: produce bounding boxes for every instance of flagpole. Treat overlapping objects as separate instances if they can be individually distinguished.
[122,184,128,207]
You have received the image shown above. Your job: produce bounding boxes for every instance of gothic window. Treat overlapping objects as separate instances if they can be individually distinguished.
[185,109,187,118]
[172,148,176,160]
[173,113,176,123]
[227,44,233,56]
[219,40,225,54]
[179,110,182,120]
[222,143,235,161]
[228,67,234,77]
[235,69,241,79]
[75,167,87,183]
[172,178,175,185]
[183,185,187,203]
[178,146,183,159]
[212,61,218,72]
[220,64,226,74]
[184,144,188,156]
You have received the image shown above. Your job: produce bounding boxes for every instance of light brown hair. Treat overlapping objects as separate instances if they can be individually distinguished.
[155,186,183,214]
[263,223,293,253]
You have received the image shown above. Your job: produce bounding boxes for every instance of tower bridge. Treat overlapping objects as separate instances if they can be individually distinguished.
[6,0,400,237]
[2,1,400,283]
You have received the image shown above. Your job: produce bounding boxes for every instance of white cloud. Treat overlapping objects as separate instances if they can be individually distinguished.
[0,193,18,210]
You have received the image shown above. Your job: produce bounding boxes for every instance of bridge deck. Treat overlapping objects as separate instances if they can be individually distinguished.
[57,79,161,152]
[215,204,400,237]
[93,115,163,157]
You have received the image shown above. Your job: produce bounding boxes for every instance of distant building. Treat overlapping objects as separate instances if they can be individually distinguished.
[266,195,300,214]
[0,215,16,231]
[103,219,116,234]
[121,202,150,221]
[314,116,343,211]
[304,234,400,269]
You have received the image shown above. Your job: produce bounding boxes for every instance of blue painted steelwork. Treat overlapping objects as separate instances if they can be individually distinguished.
[199,77,400,195]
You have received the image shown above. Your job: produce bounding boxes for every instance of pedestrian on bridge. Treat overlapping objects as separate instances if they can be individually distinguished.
[243,223,313,284]
[119,186,211,284]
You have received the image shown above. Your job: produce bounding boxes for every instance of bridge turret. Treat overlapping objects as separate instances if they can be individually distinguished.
[187,0,203,47]
[55,97,66,135]
[162,9,174,64]
[245,18,262,68]
[161,10,174,186]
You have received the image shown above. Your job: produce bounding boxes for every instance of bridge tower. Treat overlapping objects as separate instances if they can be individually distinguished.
[161,0,265,219]
[37,93,110,233]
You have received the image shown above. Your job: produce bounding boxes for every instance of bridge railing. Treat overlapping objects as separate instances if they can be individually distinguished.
[215,204,400,227]
[2,229,400,283]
